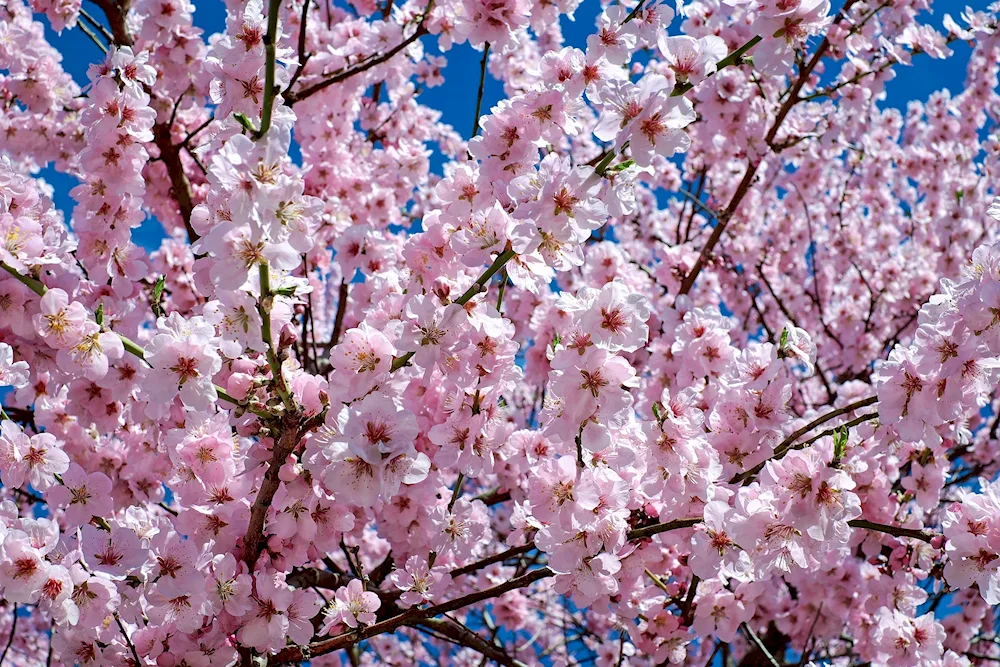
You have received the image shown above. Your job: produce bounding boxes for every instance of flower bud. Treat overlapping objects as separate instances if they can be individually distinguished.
[433,278,451,303]
[227,372,254,400]
[279,323,298,350]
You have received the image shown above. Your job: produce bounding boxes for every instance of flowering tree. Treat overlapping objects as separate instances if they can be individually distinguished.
[1,0,1000,663]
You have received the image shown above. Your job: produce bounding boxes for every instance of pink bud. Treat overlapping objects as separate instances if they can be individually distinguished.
[227,372,254,400]
[433,278,451,302]
[279,322,298,349]
[231,357,257,374]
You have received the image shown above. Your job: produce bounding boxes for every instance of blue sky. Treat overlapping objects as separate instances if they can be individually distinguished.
[36,0,988,251]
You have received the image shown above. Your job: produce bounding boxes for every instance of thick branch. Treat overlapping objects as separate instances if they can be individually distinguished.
[92,0,199,243]
[286,567,354,590]
[272,567,554,664]
[272,517,700,663]
[153,123,198,242]
[242,417,303,569]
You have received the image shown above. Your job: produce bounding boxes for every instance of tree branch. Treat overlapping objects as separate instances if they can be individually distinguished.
[390,246,516,371]
[0,603,17,667]
[678,1,860,294]
[729,396,878,485]
[414,618,529,667]
[470,43,490,140]
[847,519,937,544]
[284,1,435,106]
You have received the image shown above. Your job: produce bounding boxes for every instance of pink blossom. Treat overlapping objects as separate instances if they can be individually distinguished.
[390,554,452,607]
[79,523,145,578]
[32,289,88,349]
[45,463,113,526]
[0,422,69,491]
[327,578,380,628]
[237,572,293,653]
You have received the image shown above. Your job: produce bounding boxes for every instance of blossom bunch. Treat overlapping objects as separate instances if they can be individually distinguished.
[0,0,999,664]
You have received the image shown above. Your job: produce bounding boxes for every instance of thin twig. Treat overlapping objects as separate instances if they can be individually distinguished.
[76,19,108,52]
[729,396,877,485]
[0,604,17,666]
[113,611,141,667]
[285,1,435,105]
[847,518,937,544]
[471,43,491,140]
[742,623,781,667]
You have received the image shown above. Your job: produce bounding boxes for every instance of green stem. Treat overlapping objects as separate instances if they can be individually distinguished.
[455,247,516,306]
[1,263,46,297]
[118,334,146,361]
[593,147,619,176]
[254,0,283,140]
[671,35,762,97]
[496,268,507,311]
[257,261,295,410]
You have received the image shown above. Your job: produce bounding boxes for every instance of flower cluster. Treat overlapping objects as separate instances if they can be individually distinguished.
[0,0,999,664]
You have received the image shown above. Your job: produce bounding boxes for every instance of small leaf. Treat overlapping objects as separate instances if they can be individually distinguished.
[151,275,166,318]
[779,326,789,349]
[95,303,104,327]
[274,285,298,297]
[234,113,257,134]
[608,159,636,173]
[832,425,848,465]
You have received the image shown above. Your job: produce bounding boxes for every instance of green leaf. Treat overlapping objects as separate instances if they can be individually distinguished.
[274,286,298,297]
[608,159,636,173]
[651,401,664,422]
[95,303,104,327]
[234,113,257,134]
[151,275,166,318]
[833,425,848,464]
[779,326,789,349]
